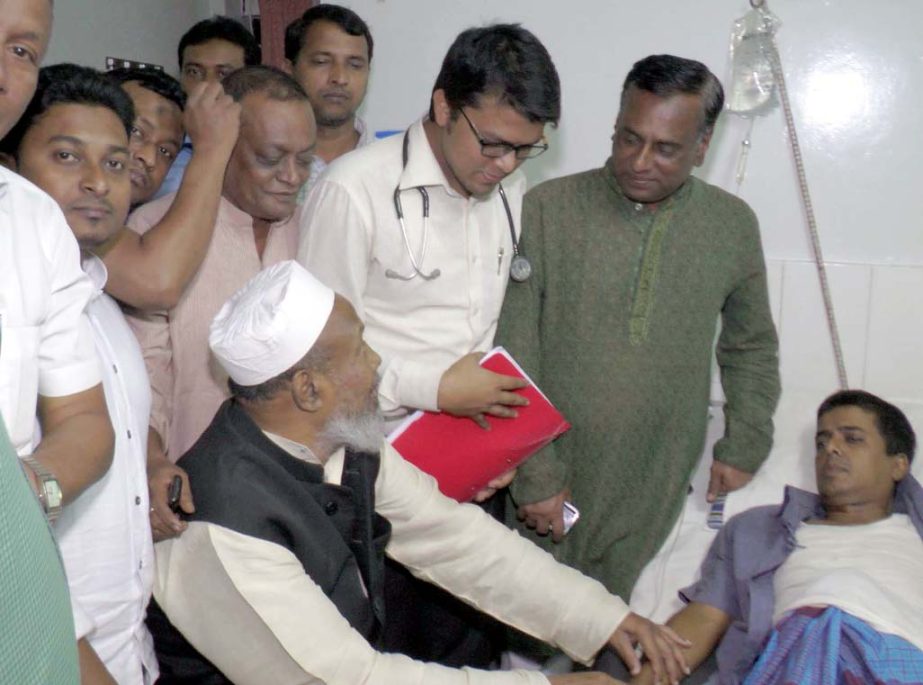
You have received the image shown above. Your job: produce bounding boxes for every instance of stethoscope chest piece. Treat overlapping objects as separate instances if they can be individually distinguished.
[509,254,532,283]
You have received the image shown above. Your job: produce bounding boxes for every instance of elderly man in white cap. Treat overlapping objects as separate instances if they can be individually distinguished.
[147,260,689,685]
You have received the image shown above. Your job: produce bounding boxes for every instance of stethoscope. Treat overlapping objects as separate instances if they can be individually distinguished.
[385,129,532,283]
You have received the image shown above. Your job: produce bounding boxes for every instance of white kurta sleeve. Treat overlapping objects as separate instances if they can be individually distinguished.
[38,200,101,397]
[154,522,550,685]
[375,441,629,664]
[297,180,443,415]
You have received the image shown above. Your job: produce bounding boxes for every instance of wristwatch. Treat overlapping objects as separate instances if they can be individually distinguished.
[21,455,63,522]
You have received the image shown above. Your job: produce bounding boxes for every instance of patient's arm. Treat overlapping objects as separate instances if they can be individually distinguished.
[630,603,730,685]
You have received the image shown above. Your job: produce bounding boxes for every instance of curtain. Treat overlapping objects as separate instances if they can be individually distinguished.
[259,0,317,69]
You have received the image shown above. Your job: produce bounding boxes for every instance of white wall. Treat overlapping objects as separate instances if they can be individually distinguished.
[338,0,923,619]
[45,0,218,76]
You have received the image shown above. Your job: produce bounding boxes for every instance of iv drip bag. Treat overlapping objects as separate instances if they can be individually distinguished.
[727,7,779,115]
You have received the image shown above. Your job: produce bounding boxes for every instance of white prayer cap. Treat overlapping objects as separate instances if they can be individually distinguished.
[209,260,335,387]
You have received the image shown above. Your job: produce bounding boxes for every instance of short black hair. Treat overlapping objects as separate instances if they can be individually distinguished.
[222,65,308,103]
[284,4,373,64]
[428,24,560,125]
[818,389,917,462]
[0,63,134,159]
[108,67,186,111]
[622,54,724,133]
[177,16,261,70]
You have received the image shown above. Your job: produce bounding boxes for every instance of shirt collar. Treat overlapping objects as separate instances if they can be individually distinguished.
[779,473,923,534]
[397,118,500,202]
[218,194,297,232]
[262,430,322,465]
[80,253,109,296]
[601,159,694,221]
[354,115,372,146]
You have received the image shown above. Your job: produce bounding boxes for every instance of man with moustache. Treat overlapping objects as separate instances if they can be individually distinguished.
[147,260,690,685]
[0,1,111,682]
[297,23,560,666]
[496,54,780,642]
[630,390,923,684]
[3,64,161,684]
[283,4,374,197]
[127,66,314,488]
[156,15,260,199]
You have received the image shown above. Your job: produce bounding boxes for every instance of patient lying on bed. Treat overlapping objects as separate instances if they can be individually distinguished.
[629,389,923,685]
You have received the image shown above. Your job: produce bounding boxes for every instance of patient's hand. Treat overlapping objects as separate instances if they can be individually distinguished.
[548,674,625,684]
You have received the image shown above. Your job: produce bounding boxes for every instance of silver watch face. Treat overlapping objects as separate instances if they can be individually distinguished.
[510,255,532,282]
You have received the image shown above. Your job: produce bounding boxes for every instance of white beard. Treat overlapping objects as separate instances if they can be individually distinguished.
[319,407,385,454]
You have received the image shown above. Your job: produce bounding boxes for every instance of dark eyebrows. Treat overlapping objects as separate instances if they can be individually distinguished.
[46,135,129,157]
[9,30,44,43]
[47,134,85,147]
[815,425,867,439]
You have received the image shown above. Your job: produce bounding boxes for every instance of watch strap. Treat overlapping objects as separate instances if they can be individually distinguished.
[20,455,63,522]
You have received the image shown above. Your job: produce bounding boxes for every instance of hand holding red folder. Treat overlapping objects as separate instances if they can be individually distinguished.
[388,347,571,502]
[437,352,530,427]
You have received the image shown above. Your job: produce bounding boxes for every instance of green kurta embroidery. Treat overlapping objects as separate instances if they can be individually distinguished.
[629,201,676,345]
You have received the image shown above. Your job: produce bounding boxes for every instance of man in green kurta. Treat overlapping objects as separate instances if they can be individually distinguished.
[496,54,781,603]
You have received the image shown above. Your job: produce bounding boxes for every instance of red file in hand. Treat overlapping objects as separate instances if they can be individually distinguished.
[388,347,571,502]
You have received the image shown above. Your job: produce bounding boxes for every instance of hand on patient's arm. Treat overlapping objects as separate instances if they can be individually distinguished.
[78,638,117,685]
[147,428,195,542]
[706,460,753,503]
[34,385,113,505]
[610,612,691,685]
[517,487,569,542]
[629,603,731,685]
[437,352,529,428]
[548,673,626,684]
[99,81,241,310]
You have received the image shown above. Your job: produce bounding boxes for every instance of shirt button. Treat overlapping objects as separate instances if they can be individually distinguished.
[324,501,339,516]
[135,496,141,505]
[127,429,132,440]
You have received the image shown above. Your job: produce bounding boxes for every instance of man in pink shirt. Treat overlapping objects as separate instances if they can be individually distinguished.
[127,66,315,540]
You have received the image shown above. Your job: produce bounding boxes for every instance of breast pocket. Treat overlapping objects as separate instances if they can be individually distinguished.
[0,322,41,452]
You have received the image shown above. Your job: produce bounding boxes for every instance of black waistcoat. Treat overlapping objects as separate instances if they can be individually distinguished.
[149,399,391,684]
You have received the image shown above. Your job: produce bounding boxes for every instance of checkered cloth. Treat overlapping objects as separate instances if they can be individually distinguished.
[0,418,79,683]
[743,606,923,685]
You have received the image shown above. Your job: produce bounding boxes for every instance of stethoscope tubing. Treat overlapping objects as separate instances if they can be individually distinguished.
[387,127,527,282]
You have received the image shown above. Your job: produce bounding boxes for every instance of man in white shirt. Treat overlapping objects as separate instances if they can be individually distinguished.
[298,24,560,663]
[0,0,113,527]
[3,64,160,684]
[0,1,112,681]
[283,4,374,198]
[149,260,689,685]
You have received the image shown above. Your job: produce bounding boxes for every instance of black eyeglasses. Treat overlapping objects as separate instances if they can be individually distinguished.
[458,108,548,160]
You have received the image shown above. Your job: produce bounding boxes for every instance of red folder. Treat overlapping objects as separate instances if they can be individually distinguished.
[388,347,571,502]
